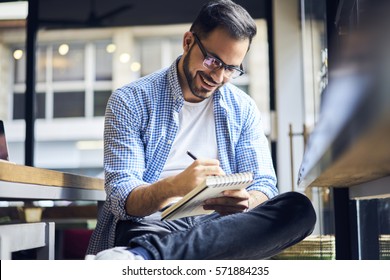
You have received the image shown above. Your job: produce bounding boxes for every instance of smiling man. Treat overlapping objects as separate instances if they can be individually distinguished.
[87,0,316,260]
[180,30,248,102]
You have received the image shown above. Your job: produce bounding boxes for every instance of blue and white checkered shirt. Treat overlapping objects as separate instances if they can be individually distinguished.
[87,58,277,255]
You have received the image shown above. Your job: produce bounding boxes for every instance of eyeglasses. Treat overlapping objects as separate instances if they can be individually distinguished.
[192,32,245,79]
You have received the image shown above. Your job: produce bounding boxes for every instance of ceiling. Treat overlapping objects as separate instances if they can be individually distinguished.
[2,0,268,29]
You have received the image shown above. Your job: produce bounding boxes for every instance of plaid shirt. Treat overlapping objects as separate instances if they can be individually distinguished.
[87,58,277,255]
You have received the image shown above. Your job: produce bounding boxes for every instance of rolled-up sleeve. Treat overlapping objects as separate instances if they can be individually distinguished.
[235,99,278,199]
[104,88,149,221]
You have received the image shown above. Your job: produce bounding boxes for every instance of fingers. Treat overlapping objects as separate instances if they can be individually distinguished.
[198,159,221,166]
[173,158,225,196]
[203,190,250,215]
[202,165,225,176]
[190,159,225,176]
[222,189,250,199]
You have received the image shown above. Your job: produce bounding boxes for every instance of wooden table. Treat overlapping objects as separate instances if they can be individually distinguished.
[0,161,105,259]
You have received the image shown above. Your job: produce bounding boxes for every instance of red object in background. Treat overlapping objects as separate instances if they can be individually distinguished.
[62,229,93,259]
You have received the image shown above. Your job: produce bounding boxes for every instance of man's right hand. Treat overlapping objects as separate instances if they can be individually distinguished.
[125,158,224,217]
[170,158,225,197]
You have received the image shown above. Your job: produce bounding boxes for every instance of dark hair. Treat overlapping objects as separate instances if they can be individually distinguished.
[190,0,257,45]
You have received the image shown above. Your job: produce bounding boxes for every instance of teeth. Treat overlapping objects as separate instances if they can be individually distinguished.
[201,75,214,86]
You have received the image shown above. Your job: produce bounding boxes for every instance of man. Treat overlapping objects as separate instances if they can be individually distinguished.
[87,0,316,260]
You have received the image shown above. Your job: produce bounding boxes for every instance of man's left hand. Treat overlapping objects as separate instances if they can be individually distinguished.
[203,189,250,216]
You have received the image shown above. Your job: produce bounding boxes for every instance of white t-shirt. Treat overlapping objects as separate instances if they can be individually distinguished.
[159,97,218,179]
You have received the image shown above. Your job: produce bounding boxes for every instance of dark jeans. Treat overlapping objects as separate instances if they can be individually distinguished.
[115,191,316,260]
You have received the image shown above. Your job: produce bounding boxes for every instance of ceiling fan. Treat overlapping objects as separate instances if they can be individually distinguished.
[39,0,134,28]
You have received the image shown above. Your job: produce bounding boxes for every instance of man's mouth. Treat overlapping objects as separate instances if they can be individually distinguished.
[199,73,217,90]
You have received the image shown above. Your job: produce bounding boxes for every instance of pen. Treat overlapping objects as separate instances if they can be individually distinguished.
[186,150,198,160]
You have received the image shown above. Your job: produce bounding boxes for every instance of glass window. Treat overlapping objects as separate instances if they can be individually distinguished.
[52,43,85,81]
[93,90,111,117]
[14,48,26,84]
[140,38,162,76]
[53,91,85,118]
[138,36,183,76]
[36,93,46,119]
[96,42,113,81]
[170,38,183,61]
[13,46,46,84]
[12,92,46,120]
[301,0,328,127]
[36,46,47,83]
[12,94,24,120]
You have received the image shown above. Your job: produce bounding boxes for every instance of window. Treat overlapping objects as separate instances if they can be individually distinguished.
[137,36,182,76]
[13,92,46,120]
[53,91,85,118]
[96,42,113,81]
[36,46,47,83]
[139,38,163,76]
[13,46,47,84]
[14,47,26,84]
[12,40,113,120]
[93,90,111,117]
[12,93,24,120]
[52,43,85,82]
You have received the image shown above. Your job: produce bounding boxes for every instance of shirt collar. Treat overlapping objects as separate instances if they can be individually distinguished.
[168,57,185,112]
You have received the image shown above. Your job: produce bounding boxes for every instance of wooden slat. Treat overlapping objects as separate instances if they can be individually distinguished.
[0,161,103,190]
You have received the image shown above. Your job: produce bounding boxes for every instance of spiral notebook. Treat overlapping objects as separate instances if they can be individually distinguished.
[161,172,253,220]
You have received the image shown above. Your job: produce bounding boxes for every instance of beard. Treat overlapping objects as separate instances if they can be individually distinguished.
[182,47,223,100]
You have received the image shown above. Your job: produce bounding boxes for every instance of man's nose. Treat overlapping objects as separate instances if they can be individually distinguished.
[210,67,226,84]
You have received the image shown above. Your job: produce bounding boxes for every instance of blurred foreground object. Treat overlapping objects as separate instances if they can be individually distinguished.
[298,0,390,191]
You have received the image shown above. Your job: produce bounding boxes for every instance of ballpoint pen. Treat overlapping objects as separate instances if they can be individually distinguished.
[186,150,197,160]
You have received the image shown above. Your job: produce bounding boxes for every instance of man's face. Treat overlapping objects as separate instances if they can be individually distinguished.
[181,28,249,102]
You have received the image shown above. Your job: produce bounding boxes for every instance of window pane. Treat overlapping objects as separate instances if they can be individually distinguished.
[52,44,85,81]
[170,37,182,61]
[13,94,24,120]
[36,92,46,119]
[140,38,162,76]
[13,93,46,120]
[96,42,113,81]
[13,46,46,83]
[94,90,111,117]
[14,48,26,84]
[36,46,46,83]
[53,91,85,118]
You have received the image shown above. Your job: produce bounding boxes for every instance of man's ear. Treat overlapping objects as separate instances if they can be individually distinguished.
[183,31,193,51]
[185,39,191,49]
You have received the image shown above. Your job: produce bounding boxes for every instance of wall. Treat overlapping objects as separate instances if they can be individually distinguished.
[273,0,305,194]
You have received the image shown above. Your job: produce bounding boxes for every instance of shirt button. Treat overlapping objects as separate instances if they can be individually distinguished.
[167,140,172,144]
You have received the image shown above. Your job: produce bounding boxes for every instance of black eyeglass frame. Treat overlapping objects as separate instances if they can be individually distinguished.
[192,32,245,79]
